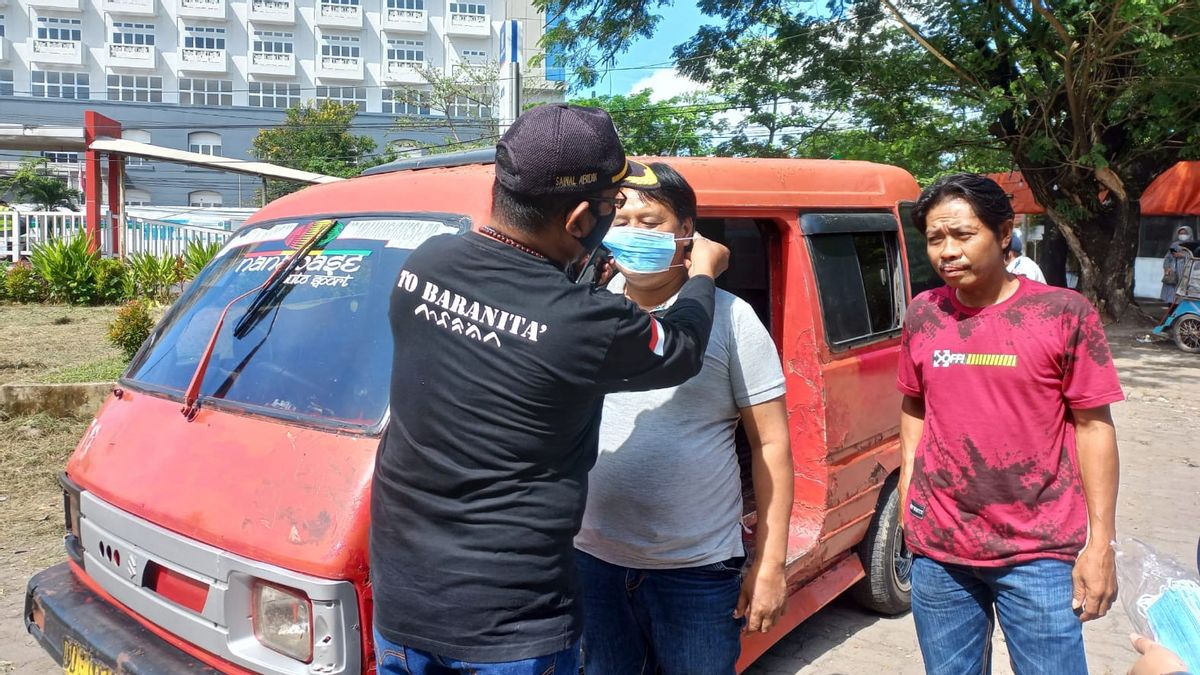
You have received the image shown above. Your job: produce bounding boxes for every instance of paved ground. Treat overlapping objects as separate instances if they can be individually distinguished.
[3,322,1198,674]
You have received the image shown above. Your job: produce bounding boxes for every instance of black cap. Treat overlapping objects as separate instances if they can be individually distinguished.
[495,103,659,196]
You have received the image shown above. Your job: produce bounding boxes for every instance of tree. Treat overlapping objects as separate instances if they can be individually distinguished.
[569,89,719,156]
[541,0,1200,318]
[389,62,500,155]
[250,100,384,202]
[0,158,80,210]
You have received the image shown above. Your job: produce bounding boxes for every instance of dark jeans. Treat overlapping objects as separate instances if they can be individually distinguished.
[373,629,580,675]
[911,556,1087,675]
[575,549,744,675]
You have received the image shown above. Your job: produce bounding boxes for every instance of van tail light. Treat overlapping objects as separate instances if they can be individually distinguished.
[252,580,313,663]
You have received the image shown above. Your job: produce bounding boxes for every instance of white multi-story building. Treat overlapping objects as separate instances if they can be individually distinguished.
[0,0,566,206]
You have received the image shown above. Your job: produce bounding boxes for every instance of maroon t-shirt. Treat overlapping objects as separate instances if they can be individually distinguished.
[897,277,1123,566]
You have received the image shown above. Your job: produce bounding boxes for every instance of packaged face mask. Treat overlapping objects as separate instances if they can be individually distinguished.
[1142,580,1200,673]
[602,227,691,274]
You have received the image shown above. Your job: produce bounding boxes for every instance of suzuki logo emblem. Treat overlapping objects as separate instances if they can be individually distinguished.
[126,553,138,580]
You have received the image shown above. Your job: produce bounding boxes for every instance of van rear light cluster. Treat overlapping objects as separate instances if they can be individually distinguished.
[252,580,313,663]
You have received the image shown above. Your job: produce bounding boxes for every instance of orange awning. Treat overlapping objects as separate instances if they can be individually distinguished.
[986,171,1045,215]
[986,162,1200,216]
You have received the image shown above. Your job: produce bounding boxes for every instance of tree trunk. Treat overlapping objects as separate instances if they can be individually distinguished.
[1044,197,1140,321]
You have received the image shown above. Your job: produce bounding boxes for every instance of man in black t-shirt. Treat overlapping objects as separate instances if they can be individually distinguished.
[369,104,730,674]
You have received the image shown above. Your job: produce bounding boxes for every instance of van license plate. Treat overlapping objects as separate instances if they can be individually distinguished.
[62,638,114,675]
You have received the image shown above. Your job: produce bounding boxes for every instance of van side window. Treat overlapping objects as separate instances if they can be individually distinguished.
[898,200,943,296]
[802,213,905,348]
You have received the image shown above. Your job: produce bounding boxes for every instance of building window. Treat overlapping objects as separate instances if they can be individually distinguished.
[323,0,359,5]
[388,0,423,8]
[382,88,430,115]
[316,85,366,109]
[188,131,222,156]
[387,38,424,63]
[32,71,90,99]
[184,25,226,50]
[461,48,486,60]
[112,22,155,46]
[42,152,80,163]
[249,82,301,109]
[107,74,164,102]
[123,129,152,166]
[448,94,489,118]
[0,70,12,97]
[180,78,233,106]
[449,2,485,16]
[803,213,905,347]
[125,188,151,206]
[188,190,223,207]
[0,14,6,38]
[253,30,294,55]
[37,17,82,42]
[321,34,361,60]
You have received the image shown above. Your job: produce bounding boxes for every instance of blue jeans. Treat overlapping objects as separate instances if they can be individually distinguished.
[373,629,580,675]
[575,550,744,675]
[911,556,1087,675]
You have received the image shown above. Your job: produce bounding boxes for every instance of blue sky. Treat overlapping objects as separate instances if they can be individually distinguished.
[575,3,710,98]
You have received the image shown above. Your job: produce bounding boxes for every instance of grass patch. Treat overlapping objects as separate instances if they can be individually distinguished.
[37,356,128,384]
[0,414,90,574]
[0,305,123,385]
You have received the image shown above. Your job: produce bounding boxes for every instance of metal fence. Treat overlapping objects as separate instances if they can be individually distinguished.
[0,210,231,261]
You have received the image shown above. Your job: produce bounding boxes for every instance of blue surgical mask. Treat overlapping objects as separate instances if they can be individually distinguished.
[1143,580,1200,673]
[602,228,691,274]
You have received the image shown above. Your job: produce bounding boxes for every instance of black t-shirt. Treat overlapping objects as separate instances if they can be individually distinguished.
[370,230,716,661]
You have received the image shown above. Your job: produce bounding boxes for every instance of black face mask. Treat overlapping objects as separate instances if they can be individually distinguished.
[570,202,616,283]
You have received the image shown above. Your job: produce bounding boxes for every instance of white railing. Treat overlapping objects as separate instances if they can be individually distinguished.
[0,211,231,261]
[181,47,225,64]
[33,38,81,55]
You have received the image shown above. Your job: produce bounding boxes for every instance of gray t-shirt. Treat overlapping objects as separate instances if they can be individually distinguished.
[576,279,787,569]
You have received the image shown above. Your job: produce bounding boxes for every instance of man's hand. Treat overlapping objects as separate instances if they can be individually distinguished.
[1128,634,1187,675]
[686,233,730,279]
[1073,540,1117,621]
[734,561,787,634]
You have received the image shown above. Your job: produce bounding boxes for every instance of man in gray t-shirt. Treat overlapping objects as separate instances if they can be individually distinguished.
[575,163,793,675]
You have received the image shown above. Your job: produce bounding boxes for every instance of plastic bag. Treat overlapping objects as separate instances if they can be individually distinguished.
[1116,537,1200,674]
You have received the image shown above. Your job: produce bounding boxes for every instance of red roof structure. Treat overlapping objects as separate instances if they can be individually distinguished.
[987,162,1200,216]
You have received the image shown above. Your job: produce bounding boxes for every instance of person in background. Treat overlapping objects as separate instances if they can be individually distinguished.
[1161,225,1195,304]
[897,173,1123,675]
[575,163,793,675]
[1005,229,1046,283]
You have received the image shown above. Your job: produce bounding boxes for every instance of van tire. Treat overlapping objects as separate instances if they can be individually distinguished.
[849,473,912,615]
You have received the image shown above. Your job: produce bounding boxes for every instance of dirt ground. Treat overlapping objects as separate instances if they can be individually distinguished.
[1,318,1197,674]
[0,306,123,385]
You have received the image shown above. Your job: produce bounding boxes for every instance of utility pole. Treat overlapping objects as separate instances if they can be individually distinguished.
[498,19,522,136]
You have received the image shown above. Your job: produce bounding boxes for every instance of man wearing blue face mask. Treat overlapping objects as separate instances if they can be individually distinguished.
[576,163,794,675]
[371,105,731,675]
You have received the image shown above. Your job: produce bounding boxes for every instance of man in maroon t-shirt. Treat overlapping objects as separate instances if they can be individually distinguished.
[898,174,1123,675]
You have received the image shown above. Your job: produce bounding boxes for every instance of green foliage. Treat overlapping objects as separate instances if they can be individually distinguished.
[0,158,80,210]
[568,89,718,156]
[4,261,48,303]
[94,258,131,305]
[38,356,128,384]
[389,62,500,156]
[30,236,100,305]
[107,300,155,361]
[182,240,223,280]
[125,252,181,302]
[251,100,384,203]
[541,0,1200,316]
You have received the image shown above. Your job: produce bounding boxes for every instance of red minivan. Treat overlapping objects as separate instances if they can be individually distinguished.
[26,154,926,674]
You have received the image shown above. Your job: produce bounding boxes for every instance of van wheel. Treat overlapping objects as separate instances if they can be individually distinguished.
[850,473,912,615]
[1173,313,1200,353]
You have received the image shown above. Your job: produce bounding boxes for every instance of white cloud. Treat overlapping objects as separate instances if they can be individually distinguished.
[627,69,707,102]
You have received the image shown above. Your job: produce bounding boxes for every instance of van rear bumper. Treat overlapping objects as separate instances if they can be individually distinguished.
[25,562,222,674]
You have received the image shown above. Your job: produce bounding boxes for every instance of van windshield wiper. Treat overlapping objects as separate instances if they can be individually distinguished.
[180,219,339,420]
